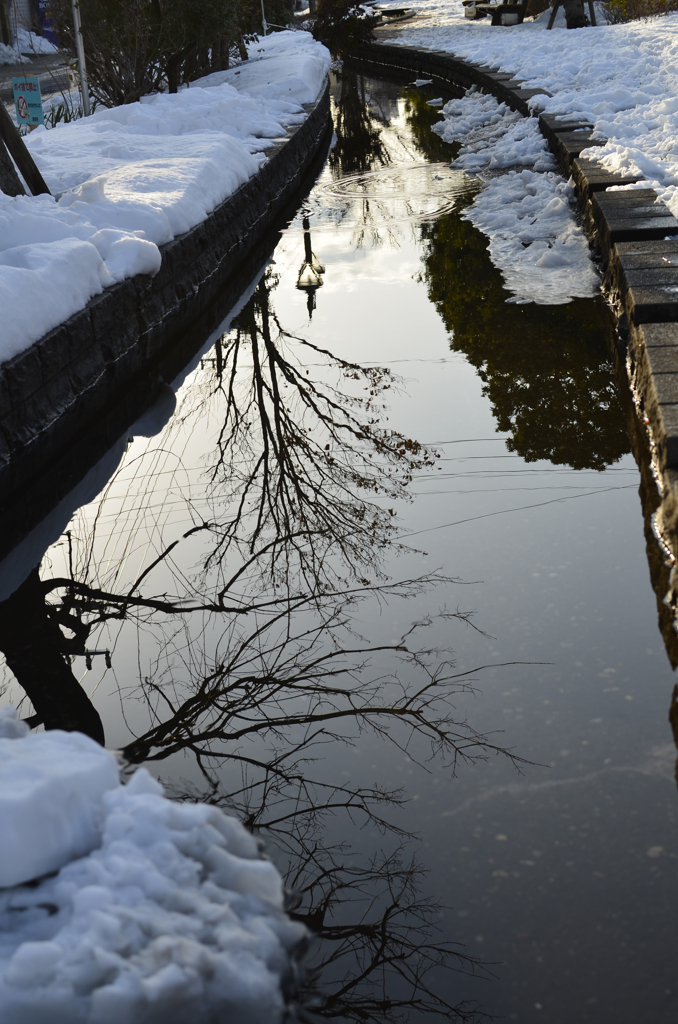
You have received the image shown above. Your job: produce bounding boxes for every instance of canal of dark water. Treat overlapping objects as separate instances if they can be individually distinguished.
[1,71,678,1023]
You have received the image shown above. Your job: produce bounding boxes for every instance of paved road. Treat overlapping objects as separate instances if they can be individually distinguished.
[0,53,71,105]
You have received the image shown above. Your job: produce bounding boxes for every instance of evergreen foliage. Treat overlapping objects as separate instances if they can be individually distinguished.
[312,0,377,57]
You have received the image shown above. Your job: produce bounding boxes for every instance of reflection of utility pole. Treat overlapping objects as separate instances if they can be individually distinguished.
[296,216,325,318]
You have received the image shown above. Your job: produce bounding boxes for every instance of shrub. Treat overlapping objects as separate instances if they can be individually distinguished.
[603,0,677,21]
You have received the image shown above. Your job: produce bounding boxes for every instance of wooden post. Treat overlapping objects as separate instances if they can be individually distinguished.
[0,103,51,196]
[547,0,594,27]
[0,138,25,197]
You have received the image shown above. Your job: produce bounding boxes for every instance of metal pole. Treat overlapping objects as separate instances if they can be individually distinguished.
[260,0,268,34]
[70,0,91,116]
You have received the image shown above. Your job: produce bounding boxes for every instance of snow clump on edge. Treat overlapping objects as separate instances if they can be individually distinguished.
[433,90,599,304]
[0,707,305,1024]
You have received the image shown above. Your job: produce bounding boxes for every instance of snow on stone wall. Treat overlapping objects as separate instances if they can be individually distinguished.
[0,30,330,366]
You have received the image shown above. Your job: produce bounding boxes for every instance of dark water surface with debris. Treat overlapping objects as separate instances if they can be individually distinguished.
[2,72,678,1024]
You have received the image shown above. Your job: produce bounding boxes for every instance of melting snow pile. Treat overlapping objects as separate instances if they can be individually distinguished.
[433,91,599,303]
[0,30,329,364]
[0,707,304,1024]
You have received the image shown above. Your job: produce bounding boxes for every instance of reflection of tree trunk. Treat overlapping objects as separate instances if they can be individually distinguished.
[670,685,678,789]
[0,569,105,744]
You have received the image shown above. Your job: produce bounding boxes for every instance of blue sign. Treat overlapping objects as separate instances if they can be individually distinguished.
[35,0,59,47]
[12,77,44,128]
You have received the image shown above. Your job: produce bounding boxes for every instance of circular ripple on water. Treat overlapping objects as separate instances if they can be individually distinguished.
[321,163,476,221]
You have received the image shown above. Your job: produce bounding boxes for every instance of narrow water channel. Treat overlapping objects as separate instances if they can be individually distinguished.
[1,71,677,1023]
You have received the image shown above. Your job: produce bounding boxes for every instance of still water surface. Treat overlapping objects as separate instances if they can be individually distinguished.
[1,72,677,1023]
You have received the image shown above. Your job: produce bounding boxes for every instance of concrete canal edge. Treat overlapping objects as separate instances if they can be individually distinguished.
[0,78,332,559]
[346,42,678,556]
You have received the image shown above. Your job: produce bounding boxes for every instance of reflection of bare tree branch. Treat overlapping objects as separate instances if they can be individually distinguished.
[193,274,437,590]
[1,270,527,1021]
[121,599,529,775]
[289,848,490,1024]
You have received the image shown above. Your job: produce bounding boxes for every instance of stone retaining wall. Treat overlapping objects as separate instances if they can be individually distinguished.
[0,78,332,563]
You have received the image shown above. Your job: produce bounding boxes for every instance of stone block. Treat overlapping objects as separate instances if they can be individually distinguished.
[623,267,678,287]
[539,112,593,133]
[614,250,678,271]
[650,402,678,468]
[89,285,139,345]
[571,157,641,199]
[0,371,12,419]
[36,326,71,386]
[650,372,678,405]
[633,322,678,349]
[551,130,605,166]
[65,311,96,364]
[595,188,659,206]
[615,239,678,259]
[2,345,43,407]
[644,346,678,375]
[593,190,678,246]
[67,344,106,394]
[44,369,76,419]
[624,286,678,324]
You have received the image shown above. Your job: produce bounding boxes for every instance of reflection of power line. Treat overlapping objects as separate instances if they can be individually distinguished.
[399,485,638,538]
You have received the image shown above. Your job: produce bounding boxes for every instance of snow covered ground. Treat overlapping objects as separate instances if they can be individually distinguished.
[382,1,678,302]
[0,30,329,365]
[0,707,303,1023]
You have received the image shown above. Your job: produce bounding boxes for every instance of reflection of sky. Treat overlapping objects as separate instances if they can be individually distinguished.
[252,96,678,1023]
[1,76,677,1024]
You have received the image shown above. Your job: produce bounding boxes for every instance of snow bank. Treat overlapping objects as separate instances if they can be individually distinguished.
[392,5,678,216]
[0,28,56,64]
[0,31,329,366]
[433,90,598,303]
[0,710,119,887]
[0,708,303,1023]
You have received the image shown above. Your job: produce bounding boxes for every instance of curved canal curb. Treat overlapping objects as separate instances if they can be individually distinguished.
[0,78,331,557]
[346,42,678,552]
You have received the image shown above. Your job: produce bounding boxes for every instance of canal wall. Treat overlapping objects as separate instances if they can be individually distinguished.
[0,78,332,562]
[346,42,678,557]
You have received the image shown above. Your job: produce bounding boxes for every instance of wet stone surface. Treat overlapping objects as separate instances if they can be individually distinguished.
[0,71,678,1024]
